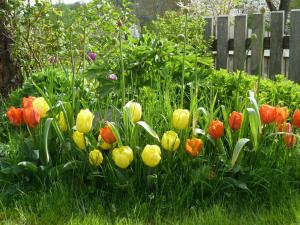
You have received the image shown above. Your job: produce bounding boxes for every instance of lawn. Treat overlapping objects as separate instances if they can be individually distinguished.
[1,182,300,225]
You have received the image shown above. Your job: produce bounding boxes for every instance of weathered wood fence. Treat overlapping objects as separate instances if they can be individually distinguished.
[204,10,300,83]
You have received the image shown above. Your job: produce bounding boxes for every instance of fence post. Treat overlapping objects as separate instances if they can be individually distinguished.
[204,17,213,42]
[289,10,300,83]
[269,11,284,79]
[250,13,265,76]
[216,16,229,70]
[233,14,247,72]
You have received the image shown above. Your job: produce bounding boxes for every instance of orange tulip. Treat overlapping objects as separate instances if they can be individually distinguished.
[278,122,297,148]
[7,107,23,126]
[208,120,224,140]
[100,125,116,144]
[283,134,297,148]
[278,122,292,133]
[259,104,276,124]
[185,138,203,157]
[22,96,36,108]
[228,111,242,131]
[23,107,40,128]
[292,109,300,128]
[275,107,289,125]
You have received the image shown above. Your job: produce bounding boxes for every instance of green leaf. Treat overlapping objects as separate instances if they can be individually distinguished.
[17,161,38,173]
[107,122,123,147]
[231,138,250,168]
[247,108,260,150]
[136,121,160,142]
[43,118,53,165]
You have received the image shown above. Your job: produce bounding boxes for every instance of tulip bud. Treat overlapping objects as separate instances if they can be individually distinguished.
[100,125,116,144]
[293,109,300,128]
[161,130,180,151]
[32,97,50,118]
[57,111,68,132]
[22,96,36,108]
[89,149,103,166]
[76,109,94,133]
[259,104,276,125]
[208,120,224,140]
[185,138,203,157]
[275,107,289,125]
[112,146,133,169]
[72,131,86,150]
[23,107,40,128]
[128,102,142,122]
[228,111,243,131]
[141,145,161,167]
[7,107,23,126]
[172,109,190,130]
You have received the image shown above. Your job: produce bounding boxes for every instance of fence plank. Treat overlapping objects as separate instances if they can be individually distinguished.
[233,15,247,71]
[204,17,213,42]
[269,11,284,79]
[289,10,300,83]
[251,13,265,75]
[216,16,229,70]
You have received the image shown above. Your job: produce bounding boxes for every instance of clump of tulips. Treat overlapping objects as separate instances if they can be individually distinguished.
[7,96,50,128]
[7,96,299,173]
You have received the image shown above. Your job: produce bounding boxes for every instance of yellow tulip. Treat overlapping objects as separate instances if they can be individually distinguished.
[128,102,142,122]
[57,111,68,132]
[112,146,133,169]
[161,130,180,151]
[172,109,190,130]
[141,145,161,167]
[76,109,94,133]
[100,140,112,150]
[32,97,50,118]
[72,131,86,150]
[89,149,103,166]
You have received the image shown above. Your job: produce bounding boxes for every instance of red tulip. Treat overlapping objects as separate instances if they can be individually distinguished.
[100,125,116,144]
[23,107,40,128]
[292,109,300,128]
[7,107,23,126]
[22,96,36,108]
[228,111,243,131]
[275,107,289,125]
[185,138,203,157]
[208,120,224,140]
[278,122,292,133]
[259,104,276,124]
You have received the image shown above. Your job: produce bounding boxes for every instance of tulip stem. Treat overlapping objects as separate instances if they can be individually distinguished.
[119,26,126,107]
[180,12,188,108]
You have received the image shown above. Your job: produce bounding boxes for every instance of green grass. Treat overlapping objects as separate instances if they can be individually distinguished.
[1,182,300,225]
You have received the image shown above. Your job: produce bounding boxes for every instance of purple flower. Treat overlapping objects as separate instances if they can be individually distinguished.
[87,52,97,61]
[108,74,118,81]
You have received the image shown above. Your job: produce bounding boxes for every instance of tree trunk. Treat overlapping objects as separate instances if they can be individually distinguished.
[266,0,291,28]
[0,1,21,98]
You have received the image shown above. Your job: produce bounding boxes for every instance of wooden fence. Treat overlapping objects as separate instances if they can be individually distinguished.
[204,10,300,83]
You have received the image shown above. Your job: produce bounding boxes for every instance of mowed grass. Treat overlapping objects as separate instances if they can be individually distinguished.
[1,182,300,225]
